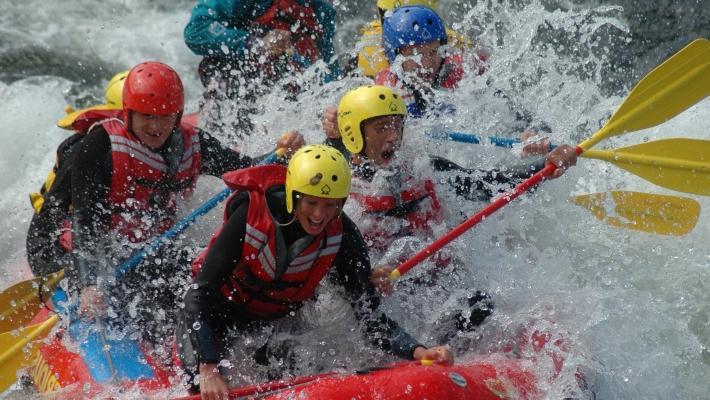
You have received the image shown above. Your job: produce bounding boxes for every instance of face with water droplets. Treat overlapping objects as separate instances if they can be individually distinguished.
[295,194,342,235]
[361,115,405,166]
[398,40,444,84]
[130,111,178,149]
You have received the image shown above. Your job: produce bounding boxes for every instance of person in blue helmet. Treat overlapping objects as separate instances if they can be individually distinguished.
[374,5,481,117]
[184,0,340,137]
[374,5,553,151]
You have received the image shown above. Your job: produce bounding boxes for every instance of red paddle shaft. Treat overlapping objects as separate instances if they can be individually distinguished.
[391,157,572,279]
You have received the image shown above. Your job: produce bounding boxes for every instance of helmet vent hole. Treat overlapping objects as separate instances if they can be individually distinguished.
[332,175,338,182]
[350,137,355,142]
[427,18,433,25]
[379,94,386,100]
[331,156,337,161]
[393,94,398,98]
[148,73,153,78]
[150,93,155,97]
[315,154,321,159]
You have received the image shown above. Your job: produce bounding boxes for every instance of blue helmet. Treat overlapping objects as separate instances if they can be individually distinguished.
[382,6,447,63]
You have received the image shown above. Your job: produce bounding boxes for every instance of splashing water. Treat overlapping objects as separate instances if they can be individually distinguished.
[1,0,708,399]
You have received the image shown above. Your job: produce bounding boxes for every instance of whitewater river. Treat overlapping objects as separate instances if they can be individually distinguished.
[0,0,708,398]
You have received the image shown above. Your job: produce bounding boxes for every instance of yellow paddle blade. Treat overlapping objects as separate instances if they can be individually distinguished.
[579,38,710,150]
[0,270,64,332]
[572,191,700,236]
[0,315,59,393]
[582,138,710,196]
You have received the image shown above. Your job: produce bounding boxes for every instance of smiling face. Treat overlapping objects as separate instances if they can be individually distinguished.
[295,194,343,235]
[360,114,405,167]
[398,40,443,84]
[130,111,178,149]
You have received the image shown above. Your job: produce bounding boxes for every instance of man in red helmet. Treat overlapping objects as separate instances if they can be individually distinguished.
[27,61,304,342]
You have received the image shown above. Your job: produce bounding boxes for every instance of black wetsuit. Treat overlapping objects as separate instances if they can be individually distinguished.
[325,137,546,203]
[26,126,263,340]
[178,187,423,390]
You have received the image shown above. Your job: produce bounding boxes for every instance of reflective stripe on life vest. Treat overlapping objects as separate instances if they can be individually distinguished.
[102,118,202,242]
[350,171,442,251]
[192,165,343,319]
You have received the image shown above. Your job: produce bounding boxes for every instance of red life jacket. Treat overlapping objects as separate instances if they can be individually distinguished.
[101,118,202,243]
[191,165,344,319]
[349,170,442,252]
[253,0,323,64]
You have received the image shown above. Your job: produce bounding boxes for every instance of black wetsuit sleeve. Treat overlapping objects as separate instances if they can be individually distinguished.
[330,214,423,359]
[26,135,81,277]
[69,127,113,291]
[324,137,351,162]
[182,195,249,364]
[199,130,274,176]
[430,155,546,202]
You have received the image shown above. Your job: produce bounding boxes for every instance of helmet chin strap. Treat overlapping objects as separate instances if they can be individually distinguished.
[125,109,133,132]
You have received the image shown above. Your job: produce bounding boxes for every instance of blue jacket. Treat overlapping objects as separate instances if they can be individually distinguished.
[184,0,337,73]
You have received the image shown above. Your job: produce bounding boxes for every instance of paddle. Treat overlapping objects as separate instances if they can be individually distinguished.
[581,139,710,196]
[427,133,704,234]
[431,132,710,197]
[572,191,700,236]
[0,270,64,332]
[0,315,59,392]
[427,130,557,149]
[389,37,710,279]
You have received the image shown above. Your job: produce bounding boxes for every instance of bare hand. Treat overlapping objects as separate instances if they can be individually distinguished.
[369,266,395,296]
[199,363,229,400]
[545,144,578,179]
[78,286,105,319]
[277,131,305,158]
[413,345,454,365]
[520,130,551,157]
[257,29,292,58]
[321,106,340,139]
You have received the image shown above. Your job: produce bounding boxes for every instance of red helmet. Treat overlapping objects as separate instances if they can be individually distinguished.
[122,62,184,116]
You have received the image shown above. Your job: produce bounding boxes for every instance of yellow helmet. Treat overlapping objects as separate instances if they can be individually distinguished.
[337,85,406,154]
[57,70,129,129]
[285,145,351,213]
[104,70,129,108]
[377,0,438,11]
